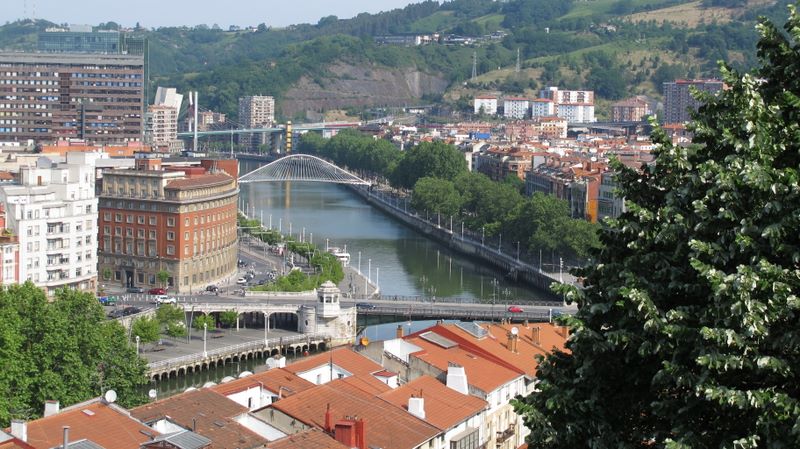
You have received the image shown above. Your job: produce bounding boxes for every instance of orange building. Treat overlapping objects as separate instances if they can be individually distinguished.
[40,140,151,158]
[97,156,239,293]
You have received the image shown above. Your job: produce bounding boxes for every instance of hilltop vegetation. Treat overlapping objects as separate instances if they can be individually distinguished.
[0,0,786,120]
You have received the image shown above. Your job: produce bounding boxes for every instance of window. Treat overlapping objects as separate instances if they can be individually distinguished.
[103,212,111,221]
[114,213,122,222]
[126,214,133,223]
[167,217,175,227]
[104,226,110,235]
[184,245,189,256]
[137,229,145,238]
[185,218,190,226]
[149,230,156,239]
[166,245,175,255]
[125,228,133,237]
[149,216,156,225]
[137,215,145,224]
[115,226,121,236]
[86,205,92,214]
[167,231,175,241]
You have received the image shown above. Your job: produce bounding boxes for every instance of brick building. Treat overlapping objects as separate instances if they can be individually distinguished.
[611,96,651,122]
[662,79,724,124]
[98,156,239,293]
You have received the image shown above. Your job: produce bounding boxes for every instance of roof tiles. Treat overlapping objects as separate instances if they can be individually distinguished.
[378,376,487,430]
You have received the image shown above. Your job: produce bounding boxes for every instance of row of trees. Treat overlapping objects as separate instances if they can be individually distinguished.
[131,305,240,346]
[299,129,601,259]
[0,284,146,427]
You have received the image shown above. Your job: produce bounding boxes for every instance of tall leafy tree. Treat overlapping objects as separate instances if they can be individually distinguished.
[390,141,468,189]
[0,284,146,426]
[514,7,800,448]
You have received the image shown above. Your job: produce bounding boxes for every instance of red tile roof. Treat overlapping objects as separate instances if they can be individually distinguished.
[24,400,154,449]
[211,368,314,398]
[165,173,233,190]
[269,429,350,449]
[378,376,487,430]
[130,389,266,449]
[284,347,382,378]
[0,438,36,449]
[270,379,439,449]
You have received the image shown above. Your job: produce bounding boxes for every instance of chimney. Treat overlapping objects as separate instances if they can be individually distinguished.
[10,420,27,442]
[62,426,69,449]
[408,395,425,420]
[506,331,515,352]
[355,418,367,449]
[532,326,541,346]
[334,421,356,447]
[44,400,60,417]
[446,364,469,395]
[324,404,333,433]
[396,325,404,339]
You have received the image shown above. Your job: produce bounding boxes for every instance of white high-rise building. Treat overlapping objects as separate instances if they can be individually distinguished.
[0,152,103,295]
[146,87,184,152]
[473,96,498,115]
[238,95,275,150]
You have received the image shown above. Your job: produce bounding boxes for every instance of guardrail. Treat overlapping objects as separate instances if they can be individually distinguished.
[147,332,329,372]
[355,305,557,321]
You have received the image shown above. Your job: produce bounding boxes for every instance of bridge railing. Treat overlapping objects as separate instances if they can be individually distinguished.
[371,295,562,307]
[355,305,555,321]
[147,332,329,372]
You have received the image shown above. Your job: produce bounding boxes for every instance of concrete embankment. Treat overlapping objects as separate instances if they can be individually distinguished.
[349,186,562,301]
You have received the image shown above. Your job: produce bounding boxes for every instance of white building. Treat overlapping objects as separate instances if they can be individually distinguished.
[503,97,529,120]
[530,98,555,118]
[473,96,498,115]
[556,103,595,123]
[238,95,276,150]
[0,152,102,295]
[146,87,184,152]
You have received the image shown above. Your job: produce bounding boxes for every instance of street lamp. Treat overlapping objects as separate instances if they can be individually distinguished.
[516,241,520,261]
[498,233,502,252]
[135,335,140,354]
[264,312,269,349]
[203,323,208,358]
[481,227,485,246]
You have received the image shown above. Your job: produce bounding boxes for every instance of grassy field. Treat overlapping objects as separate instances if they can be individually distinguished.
[560,0,694,20]
[408,11,459,33]
[624,0,771,26]
[473,13,506,30]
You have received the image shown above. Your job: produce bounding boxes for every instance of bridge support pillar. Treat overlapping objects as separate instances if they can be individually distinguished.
[236,315,240,331]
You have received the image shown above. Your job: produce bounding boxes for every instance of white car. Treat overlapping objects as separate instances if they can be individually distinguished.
[236,277,247,285]
[155,295,177,305]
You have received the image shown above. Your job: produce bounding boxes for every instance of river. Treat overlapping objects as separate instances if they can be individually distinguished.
[238,160,550,303]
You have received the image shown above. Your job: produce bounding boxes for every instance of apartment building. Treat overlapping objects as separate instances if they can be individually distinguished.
[0,204,19,284]
[539,86,596,123]
[663,79,724,124]
[0,152,102,295]
[97,156,239,293]
[145,87,183,152]
[473,95,498,115]
[0,52,145,145]
[238,95,275,149]
[530,98,555,118]
[502,97,529,120]
[611,96,651,122]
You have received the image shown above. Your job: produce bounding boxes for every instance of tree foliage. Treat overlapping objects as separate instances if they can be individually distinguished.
[514,7,800,448]
[390,141,468,189]
[0,284,146,426]
[192,314,216,331]
[131,316,159,344]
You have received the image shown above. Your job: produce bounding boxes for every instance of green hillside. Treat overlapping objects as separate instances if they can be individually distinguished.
[0,0,788,121]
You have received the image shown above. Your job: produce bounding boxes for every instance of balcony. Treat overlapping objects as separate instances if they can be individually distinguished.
[495,424,515,446]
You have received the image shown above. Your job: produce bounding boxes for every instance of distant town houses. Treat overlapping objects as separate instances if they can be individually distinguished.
[374,30,507,47]
[4,321,568,449]
[473,86,596,123]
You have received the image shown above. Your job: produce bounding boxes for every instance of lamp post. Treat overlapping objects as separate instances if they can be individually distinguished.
[203,323,208,358]
[491,278,499,320]
[481,226,485,246]
[376,268,379,291]
[264,312,269,349]
[516,241,520,261]
[498,233,502,252]
[135,335,140,355]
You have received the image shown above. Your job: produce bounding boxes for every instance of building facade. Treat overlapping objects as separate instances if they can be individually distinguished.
[145,106,181,152]
[662,79,724,124]
[539,86,596,123]
[0,153,101,295]
[0,204,20,285]
[611,97,651,122]
[530,98,555,118]
[37,26,146,55]
[0,52,145,145]
[238,96,275,150]
[502,98,529,120]
[97,157,239,293]
[473,96,498,115]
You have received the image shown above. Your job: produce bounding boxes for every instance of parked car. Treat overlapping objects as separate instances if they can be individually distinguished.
[126,286,144,293]
[155,295,177,305]
[507,305,524,313]
[148,287,167,295]
[122,306,142,316]
[107,309,125,319]
[205,285,218,292]
[356,302,376,310]
[98,296,117,306]
[236,277,247,285]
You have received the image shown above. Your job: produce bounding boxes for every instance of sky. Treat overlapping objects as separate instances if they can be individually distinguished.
[2,0,425,28]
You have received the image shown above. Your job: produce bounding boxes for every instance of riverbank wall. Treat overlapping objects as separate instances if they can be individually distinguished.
[349,186,562,301]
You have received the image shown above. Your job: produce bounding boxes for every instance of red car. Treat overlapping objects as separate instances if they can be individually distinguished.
[507,305,524,313]
[148,287,166,295]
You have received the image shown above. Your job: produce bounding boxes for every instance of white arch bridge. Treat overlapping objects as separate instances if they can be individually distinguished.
[238,154,371,185]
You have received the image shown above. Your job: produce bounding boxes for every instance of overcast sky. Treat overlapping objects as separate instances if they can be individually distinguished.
[2,0,425,28]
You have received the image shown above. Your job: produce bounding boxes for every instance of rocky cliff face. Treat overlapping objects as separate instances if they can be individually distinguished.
[281,63,449,117]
